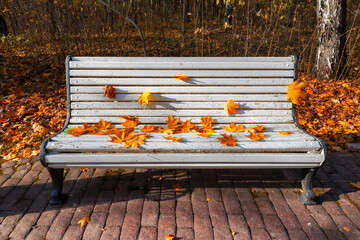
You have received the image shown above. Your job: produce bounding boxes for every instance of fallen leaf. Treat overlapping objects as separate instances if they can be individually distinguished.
[197,115,215,133]
[224,99,239,116]
[124,134,150,149]
[198,133,212,138]
[109,128,136,143]
[164,233,175,240]
[138,90,150,106]
[166,115,180,129]
[217,133,237,147]
[172,183,182,191]
[245,125,266,133]
[343,227,350,232]
[232,232,237,236]
[287,81,306,105]
[103,85,116,98]
[140,125,163,133]
[78,217,90,228]
[176,76,191,81]
[206,197,211,202]
[80,168,89,172]
[224,122,244,132]
[350,182,360,189]
[278,131,293,135]
[66,126,87,136]
[164,136,182,142]
[246,132,267,141]
[119,115,140,128]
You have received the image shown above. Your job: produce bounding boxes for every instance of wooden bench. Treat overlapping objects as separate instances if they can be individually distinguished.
[40,56,326,205]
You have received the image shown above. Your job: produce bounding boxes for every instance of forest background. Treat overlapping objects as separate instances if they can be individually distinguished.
[0,0,359,163]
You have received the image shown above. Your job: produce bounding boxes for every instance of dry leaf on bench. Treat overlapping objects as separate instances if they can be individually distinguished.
[103,85,115,98]
[246,132,267,141]
[164,136,182,142]
[245,125,266,133]
[278,131,293,135]
[176,76,191,81]
[224,99,239,116]
[119,115,140,128]
[140,125,163,133]
[224,122,244,132]
[78,217,90,228]
[217,133,237,147]
[198,133,212,138]
[138,90,150,106]
[287,81,306,105]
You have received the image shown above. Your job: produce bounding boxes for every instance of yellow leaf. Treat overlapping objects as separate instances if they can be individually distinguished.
[245,125,266,133]
[103,85,116,98]
[176,76,191,81]
[343,227,350,232]
[217,133,237,147]
[223,122,244,132]
[351,181,360,189]
[287,81,306,105]
[245,132,267,141]
[124,134,150,149]
[138,90,150,106]
[224,100,239,116]
[198,134,212,138]
[163,136,182,142]
[206,197,211,202]
[166,115,180,129]
[172,183,182,191]
[278,131,293,135]
[78,217,90,228]
[140,125,163,133]
[119,115,140,128]
[164,233,175,240]
[197,115,215,133]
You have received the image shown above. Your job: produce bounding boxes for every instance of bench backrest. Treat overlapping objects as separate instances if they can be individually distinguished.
[67,56,297,126]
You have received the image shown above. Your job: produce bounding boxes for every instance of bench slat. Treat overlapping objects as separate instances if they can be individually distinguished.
[71,109,292,117]
[46,141,320,153]
[70,61,294,70]
[52,131,314,142]
[71,102,293,110]
[70,78,293,86]
[71,57,295,62]
[70,86,287,94]
[70,70,294,78]
[69,116,294,124]
[71,94,287,102]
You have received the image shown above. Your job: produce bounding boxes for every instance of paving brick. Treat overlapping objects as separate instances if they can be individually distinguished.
[25,225,49,240]
[71,205,93,225]
[193,215,214,240]
[263,215,289,239]
[28,188,51,212]
[288,229,309,240]
[46,210,74,240]
[208,201,230,229]
[0,178,20,198]
[100,226,121,240]
[8,212,40,240]
[83,212,107,240]
[0,174,11,186]
[221,187,243,214]
[176,228,194,240]
[0,188,27,211]
[213,227,233,240]
[24,180,47,200]
[157,214,176,240]
[127,191,144,214]
[227,214,251,240]
[251,228,271,240]
[141,200,159,227]
[18,170,41,187]
[338,201,360,228]
[120,213,141,240]
[241,201,264,229]
[62,224,84,240]
[176,202,193,228]
[138,226,157,240]
[106,201,127,227]
[1,160,16,169]
[31,161,44,171]
[2,166,15,176]
[0,214,22,239]
[255,198,277,216]
[12,164,32,179]
[191,199,209,216]
[36,208,59,226]
[94,190,114,213]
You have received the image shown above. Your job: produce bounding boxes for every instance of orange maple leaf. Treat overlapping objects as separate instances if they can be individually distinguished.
[140,125,163,133]
[165,234,175,240]
[138,90,150,106]
[166,115,180,129]
[246,132,267,141]
[109,128,136,143]
[287,81,306,105]
[92,119,112,134]
[103,85,116,98]
[217,133,237,147]
[198,133,212,138]
[163,136,182,142]
[176,76,191,81]
[178,120,195,133]
[172,183,182,190]
[245,125,266,133]
[224,100,239,116]
[119,115,140,128]
[65,126,87,136]
[197,115,215,133]
[78,217,90,228]
[124,134,150,149]
[223,122,244,132]
[278,131,293,135]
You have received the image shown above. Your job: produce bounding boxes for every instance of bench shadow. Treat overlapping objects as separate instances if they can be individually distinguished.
[0,153,359,218]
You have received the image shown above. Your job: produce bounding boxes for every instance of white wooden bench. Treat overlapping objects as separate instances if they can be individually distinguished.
[40,56,326,205]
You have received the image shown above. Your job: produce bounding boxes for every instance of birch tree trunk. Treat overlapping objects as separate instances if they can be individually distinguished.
[315,0,346,79]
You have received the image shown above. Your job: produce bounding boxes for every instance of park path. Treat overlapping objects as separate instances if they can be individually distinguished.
[0,153,360,240]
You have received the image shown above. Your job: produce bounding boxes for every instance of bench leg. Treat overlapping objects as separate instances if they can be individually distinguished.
[47,168,67,205]
[299,168,317,205]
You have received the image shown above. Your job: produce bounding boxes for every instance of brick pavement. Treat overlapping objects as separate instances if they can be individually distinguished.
[0,153,360,240]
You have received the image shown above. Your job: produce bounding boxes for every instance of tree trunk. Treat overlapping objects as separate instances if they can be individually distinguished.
[315,0,346,79]
[0,14,9,35]
[224,0,234,29]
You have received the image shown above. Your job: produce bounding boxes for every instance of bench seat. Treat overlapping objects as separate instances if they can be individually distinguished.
[40,56,326,205]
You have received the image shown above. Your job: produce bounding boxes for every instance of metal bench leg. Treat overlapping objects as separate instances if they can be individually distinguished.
[47,168,67,205]
[299,168,317,205]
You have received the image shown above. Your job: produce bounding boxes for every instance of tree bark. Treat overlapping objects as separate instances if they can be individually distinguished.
[315,0,346,79]
[224,0,234,29]
[0,14,9,35]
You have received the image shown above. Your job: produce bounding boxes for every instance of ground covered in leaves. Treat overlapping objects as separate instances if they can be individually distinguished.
[0,46,359,163]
